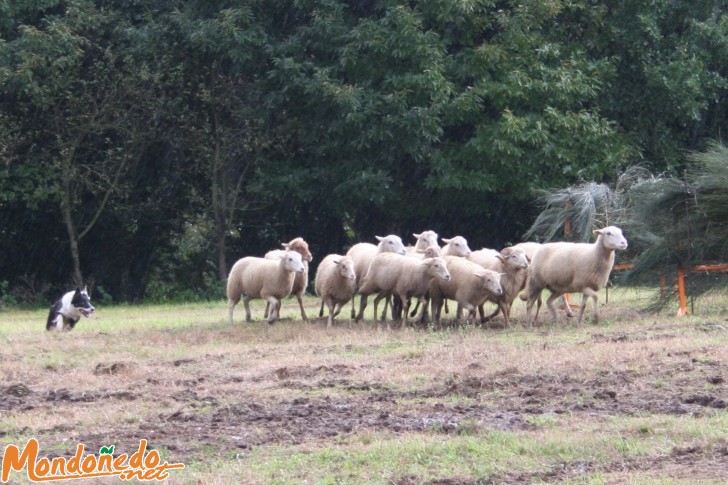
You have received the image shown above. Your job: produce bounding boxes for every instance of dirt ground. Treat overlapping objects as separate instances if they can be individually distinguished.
[1,304,727,483]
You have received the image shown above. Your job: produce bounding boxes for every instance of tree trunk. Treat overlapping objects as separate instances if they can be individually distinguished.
[61,178,83,288]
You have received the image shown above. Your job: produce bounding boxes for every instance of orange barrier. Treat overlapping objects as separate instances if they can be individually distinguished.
[611,262,728,316]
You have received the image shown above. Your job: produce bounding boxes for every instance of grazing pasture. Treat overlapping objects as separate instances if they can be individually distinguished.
[1,289,727,484]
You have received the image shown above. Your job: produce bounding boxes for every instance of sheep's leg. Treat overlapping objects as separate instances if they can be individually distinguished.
[577,289,599,325]
[243,295,253,322]
[499,300,510,327]
[355,295,368,322]
[319,299,325,318]
[411,296,428,323]
[476,304,484,324]
[562,296,575,317]
[400,294,411,328]
[409,298,421,318]
[380,296,390,321]
[372,293,386,322]
[296,294,308,321]
[227,297,239,324]
[350,294,358,319]
[525,290,542,327]
[481,305,500,324]
[326,299,336,328]
[266,297,280,324]
[332,302,343,318]
[545,292,562,323]
[264,302,270,319]
[431,297,443,327]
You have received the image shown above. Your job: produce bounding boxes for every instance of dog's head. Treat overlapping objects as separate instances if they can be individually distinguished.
[71,286,95,317]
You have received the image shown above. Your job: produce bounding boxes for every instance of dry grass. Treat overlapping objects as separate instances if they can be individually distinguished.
[1,288,727,484]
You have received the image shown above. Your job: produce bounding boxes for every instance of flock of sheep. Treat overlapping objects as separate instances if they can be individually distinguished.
[226,227,629,329]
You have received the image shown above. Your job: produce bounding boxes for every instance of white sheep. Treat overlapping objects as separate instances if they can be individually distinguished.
[404,245,443,320]
[264,237,313,321]
[524,226,628,326]
[469,247,529,327]
[405,230,439,257]
[438,235,472,315]
[512,241,573,317]
[346,235,407,318]
[355,254,450,327]
[441,236,472,257]
[429,256,503,326]
[227,250,305,324]
[314,254,357,328]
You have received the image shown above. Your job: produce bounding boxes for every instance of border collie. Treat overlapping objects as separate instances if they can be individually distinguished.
[46,287,95,331]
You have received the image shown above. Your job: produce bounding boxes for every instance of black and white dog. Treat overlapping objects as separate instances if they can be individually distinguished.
[46,287,95,331]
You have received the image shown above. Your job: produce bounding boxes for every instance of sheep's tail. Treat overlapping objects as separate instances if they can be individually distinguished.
[226,262,244,303]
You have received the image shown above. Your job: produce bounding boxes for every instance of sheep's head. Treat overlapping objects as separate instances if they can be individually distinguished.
[594,227,628,251]
[412,230,439,249]
[499,247,529,270]
[283,237,313,262]
[335,257,356,280]
[281,251,306,273]
[475,270,503,296]
[442,236,472,257]
[417,246,442,258]
[424,257,451,281]
[375,235,406,255]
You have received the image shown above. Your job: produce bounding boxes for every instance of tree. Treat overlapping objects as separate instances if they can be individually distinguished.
[0,2,154,286]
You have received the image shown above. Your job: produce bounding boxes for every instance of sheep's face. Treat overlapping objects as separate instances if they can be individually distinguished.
[413,230,439,249]
[282,251,306,273]
[443,236,472,257]
[425,257,451,281]
[476,271,503,296]
[595,227,628,251]
[500,248,529,270]
[420,246,442,258]
[376,235,407,255]
[283,238,313,262]
[337,258,356,280]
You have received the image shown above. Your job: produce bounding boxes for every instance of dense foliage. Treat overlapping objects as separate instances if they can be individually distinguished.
[1,0,726,303]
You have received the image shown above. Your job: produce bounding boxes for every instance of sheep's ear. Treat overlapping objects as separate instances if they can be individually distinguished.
[375,235,384,242]
[281,242,291,249]
[333,259,341,265]
[495,254,505,263]
[526,255,532,263]
[442,237,452,243]
[593,229,603,236]
[413,232,422,238]
[474,272,485,280]
[416,248,426,254]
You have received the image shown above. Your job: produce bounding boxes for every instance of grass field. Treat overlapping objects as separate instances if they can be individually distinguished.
[1,288,727,484]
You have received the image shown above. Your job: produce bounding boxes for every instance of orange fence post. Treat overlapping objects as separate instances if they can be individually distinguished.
[676,269,688,316]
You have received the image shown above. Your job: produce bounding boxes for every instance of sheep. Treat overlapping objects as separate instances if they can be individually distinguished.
[468,247,529,327]
[354,254,450,327]
[441,236,472,257]
[314,254,357,328]
[264,237,313,321]
[429,256,503,326]
[227,250,305,324]
[512,241,573,317]
[524,226,628,326]
[405,230,439,257]
[438,235,472,315]
[346,235,407,318]
[404,245,443,320]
